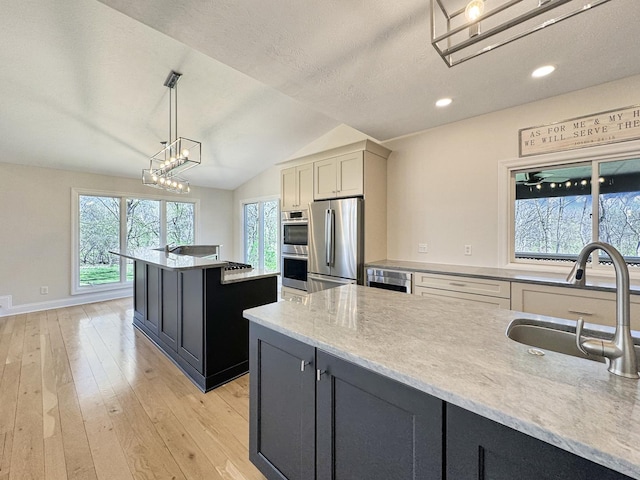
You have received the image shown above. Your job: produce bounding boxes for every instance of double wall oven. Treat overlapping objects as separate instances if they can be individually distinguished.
[281,210,308,290]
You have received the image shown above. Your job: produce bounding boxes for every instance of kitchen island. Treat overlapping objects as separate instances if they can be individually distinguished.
[113,248,278,392]
[244,284,640,479]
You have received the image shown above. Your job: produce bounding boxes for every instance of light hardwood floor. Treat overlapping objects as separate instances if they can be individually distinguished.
[0,298,266,480]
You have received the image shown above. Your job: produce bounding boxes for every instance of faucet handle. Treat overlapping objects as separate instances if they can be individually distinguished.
[575,317,589,355]
[566,262,578,283]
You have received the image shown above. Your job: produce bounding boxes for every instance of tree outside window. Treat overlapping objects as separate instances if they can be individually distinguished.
[244,199,279,271]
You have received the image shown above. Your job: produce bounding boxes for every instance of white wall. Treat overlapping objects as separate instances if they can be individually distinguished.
[385,74,640,266]
[0,163,233,313]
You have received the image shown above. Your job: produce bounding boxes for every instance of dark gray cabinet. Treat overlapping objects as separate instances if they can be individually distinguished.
[158,269,178,351]
[178,269,204,373]
[316,351,443,480]
[133,263,276,392]
[249,324,443,480]
[249,324,316,480]
[249,324,634,480]
[446,404,632,480]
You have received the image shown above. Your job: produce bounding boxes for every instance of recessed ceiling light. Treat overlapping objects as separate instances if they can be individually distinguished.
[436,98,453,107]
[531,65,555,78]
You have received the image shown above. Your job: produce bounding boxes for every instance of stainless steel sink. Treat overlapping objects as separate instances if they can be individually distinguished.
[506,317,640,364]
[153,245,220,258]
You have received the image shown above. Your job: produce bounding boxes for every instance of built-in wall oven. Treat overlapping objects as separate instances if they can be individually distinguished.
[281,210,308,290]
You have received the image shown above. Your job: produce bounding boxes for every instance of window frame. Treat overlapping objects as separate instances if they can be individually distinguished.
[71,188,199,295]
[240,195,280,271]
[499,141,640,277]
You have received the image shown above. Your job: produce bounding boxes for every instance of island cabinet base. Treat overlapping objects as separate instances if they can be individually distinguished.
[249,324,633,480]
[446,405,633,480]
[249,323,443,480]
[133,261,277,392]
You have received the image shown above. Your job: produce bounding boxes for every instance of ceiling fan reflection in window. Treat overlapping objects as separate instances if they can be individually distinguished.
[517,171,570,186]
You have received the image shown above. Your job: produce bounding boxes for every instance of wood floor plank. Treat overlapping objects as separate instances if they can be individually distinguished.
[5,315,25,366]
[10,341,44,480]
[0,362,21,435]
[40,333,68,480]
[215,377,250,422]
[0,431,13,479]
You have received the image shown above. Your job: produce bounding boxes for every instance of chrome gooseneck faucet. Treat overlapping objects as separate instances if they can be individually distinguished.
[566,241,639,379]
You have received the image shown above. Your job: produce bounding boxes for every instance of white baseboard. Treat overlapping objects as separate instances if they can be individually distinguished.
[0,289,133,317]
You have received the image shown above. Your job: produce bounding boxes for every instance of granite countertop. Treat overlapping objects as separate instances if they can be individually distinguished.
[366,259,640,293]
[110,248,279,282]
[244,284,640,479]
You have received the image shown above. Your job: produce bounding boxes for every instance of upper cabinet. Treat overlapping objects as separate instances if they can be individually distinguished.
[280,140,391,262]
[314,152,364,200]
[281,163,313,211]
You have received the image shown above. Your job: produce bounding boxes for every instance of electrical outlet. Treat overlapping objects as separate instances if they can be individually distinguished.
[464,245,472,256]
[418,243,428,253]
[40,286,49,295]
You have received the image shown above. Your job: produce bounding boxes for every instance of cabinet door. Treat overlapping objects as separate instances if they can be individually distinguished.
[447,404,632,480]
[159,269,178,351]
[296,163,314,209]
[178,269,204,373]
[316,351,443,480]
[133,261,146,324]
[314,157,338,200]
[145,264,161,335]
[335,152,363,197]
[249,324,316,480]
[281,166,297,210]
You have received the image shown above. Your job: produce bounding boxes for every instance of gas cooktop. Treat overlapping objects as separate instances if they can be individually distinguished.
[224,261,253,272]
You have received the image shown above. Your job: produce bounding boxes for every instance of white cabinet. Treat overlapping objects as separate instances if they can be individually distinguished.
[413,272,511,309]
[511,282,640,331]
[281,163,313,211]
[314,152,364,200]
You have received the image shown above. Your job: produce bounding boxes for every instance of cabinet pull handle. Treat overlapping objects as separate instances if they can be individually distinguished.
[300,360,310,372]
[449,282,467,287]
[316,369,326,381]
[568,309,594,316]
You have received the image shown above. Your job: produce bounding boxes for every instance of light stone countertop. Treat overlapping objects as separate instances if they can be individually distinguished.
[110,248,278,283]
[366,259,640,293]
[244,284,640,479]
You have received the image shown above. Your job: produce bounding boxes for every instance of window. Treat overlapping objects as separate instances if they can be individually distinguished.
[511,156,640,269]
[243,199,279,271]
[79,195,121,286]
[73,190,196,293]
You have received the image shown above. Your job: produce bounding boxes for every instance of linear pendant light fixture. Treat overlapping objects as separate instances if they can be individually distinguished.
[142,70,201,193]
[430,0,611,67]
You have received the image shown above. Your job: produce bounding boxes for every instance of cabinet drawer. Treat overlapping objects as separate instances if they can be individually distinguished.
[413,272,511,299]
[414,286,511,309]
[511,282,640,331]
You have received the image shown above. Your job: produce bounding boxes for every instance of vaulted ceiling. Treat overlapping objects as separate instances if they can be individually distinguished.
[1,0,638,189]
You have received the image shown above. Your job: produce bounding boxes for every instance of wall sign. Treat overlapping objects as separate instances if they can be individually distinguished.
[519,104,640,157]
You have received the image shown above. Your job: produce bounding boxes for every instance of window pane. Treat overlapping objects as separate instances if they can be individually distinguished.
[79,195,120,286]
[244,203,259,267]
[167,202,194,245]
[126,199,160,281]
[598,158,640,267]
[514,164,592,262]
[263,200,279,271]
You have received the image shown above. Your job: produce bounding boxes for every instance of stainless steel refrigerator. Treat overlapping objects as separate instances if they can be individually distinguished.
[307,197,363,293]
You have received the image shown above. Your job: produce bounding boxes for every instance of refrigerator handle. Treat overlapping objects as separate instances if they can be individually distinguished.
[325,208,334,266]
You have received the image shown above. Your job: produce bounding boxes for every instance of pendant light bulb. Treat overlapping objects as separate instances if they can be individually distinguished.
[465,0,485,21]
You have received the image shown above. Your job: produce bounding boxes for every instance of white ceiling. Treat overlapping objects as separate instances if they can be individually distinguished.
[1,0,639,190]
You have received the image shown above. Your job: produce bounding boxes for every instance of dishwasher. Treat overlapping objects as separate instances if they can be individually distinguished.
[366,268,413,294]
